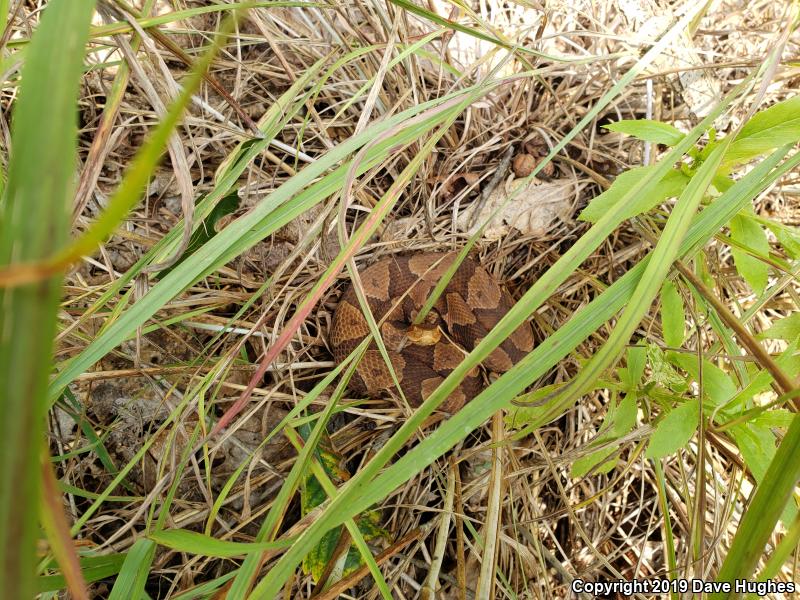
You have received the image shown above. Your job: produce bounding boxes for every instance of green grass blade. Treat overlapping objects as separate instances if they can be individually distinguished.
[53,57,329,349]
[0,10,240,289]
[755,511,800,585]
[152,54,330,262]
[149,530,295,557]
[0,2,95,598]
[171,572,237,600]
[0,0,8,33]
[388,0,576,62]
[36,554,126,594]
[248,24,754,594]
[357,148,798,510]
[107,538,155,600]
[710,412,800,597]
[397,75,751,429]
[227,98,472,429]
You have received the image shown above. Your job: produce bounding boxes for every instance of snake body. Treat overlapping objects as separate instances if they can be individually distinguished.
[330,252,534,412]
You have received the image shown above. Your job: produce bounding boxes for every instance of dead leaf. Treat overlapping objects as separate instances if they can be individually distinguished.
[456,177,578,240]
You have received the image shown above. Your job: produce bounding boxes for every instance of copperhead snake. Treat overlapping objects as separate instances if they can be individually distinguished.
[329,252,534,412]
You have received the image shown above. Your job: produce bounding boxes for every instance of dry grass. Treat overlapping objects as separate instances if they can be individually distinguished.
[7,0,798,597]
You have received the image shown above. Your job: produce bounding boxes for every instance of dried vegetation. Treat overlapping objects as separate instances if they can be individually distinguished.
[9,0,798,596]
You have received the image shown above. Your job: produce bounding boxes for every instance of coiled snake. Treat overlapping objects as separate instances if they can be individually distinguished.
[330,252,534,413]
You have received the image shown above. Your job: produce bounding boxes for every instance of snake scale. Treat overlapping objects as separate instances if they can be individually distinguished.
[329,252,534,412]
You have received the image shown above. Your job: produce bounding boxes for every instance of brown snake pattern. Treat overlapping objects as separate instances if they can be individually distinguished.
[329,252,535,412]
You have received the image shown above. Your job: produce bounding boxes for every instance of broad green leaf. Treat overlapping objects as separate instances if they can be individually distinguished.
[612,393,638,437]
[646,401,700,459]
[616,366,634,389]
[597,392,639,440]
[722,339,799,417]
[752,410,795,429]
[564,129,752,436]
[624,345,647,390]
[300,439,350,517]
[649,345,689,393]
[660,280,685,347]
[303,510,385,584]
[149,529,294,558]
[304,527,344,584]
[713,174,735,193]
[764,220,800,259]
[579,167,689,223]
[572,448,619,478]
[108,538,155,600]
[700,361,738,408]
[760,313,800,341]
[669,353,738,407]
[731,423,776,482]
[299,432,385,583]
[725,96,800,166]
[730,213,770,294]
[604,119,684,145]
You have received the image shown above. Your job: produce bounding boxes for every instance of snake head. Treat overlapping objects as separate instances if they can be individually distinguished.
[406,309,443,346]
[406,322,442,346]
